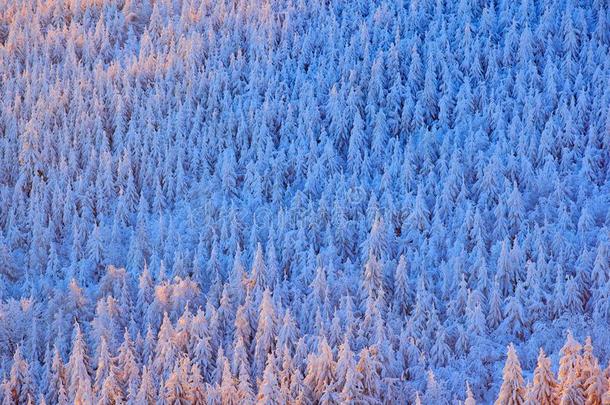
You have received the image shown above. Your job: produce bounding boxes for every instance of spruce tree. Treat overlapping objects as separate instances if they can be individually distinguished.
[67,323,92,403]
[529,349,559,405]
[495,344,526,405]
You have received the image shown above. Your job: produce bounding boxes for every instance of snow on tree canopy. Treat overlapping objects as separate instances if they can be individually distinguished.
[0,0,608,403]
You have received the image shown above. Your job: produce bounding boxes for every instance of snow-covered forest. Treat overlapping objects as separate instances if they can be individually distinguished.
[0,0,608,403]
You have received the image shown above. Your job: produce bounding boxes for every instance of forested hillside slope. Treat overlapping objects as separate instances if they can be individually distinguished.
[0,0,608,403]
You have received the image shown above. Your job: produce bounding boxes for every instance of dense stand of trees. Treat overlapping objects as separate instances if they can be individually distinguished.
[495,333,610,405]
[0,0,608,403]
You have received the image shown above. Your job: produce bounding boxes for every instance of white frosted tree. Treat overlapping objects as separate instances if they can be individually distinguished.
[357,347,381,401]
[465,382,476,405]
[335,337,356,393]
[340,364,365,404]
[257,353,281,405]
[189,364,206,404]
[560,371,586,405]
[163,356,192,405]
[253,290,277,377]
[392,255,412,316]
[304,337,336,401]
[135,366,156,405]
[219,359,239,405]
[47,346,67,405]
[154,312,178,379]
[237,359,255,404]
[495,344,525,405]
[97,372,122,405]
[116,329,139,402]
[251,243,268,292]
[5,347,34,405]
[93,336,113,396]
[362,252,383,303]
[527,348,559,405]
[558,331,583,396]
[581,337,605,405]
[430,328,452,367]
[67,323,92,404]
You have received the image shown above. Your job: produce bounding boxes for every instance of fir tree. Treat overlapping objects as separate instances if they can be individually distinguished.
[253,290,277,377]
[465,382,476,405]
[257,353,281,405]
[495,344,525,405]
[558,331,583,396]
[529,349,559,405]
[304,337,336,401]
[67,322,92,403]
[5,347,34,405]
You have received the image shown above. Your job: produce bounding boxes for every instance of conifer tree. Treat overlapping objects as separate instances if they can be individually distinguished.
[5,347,34,405]
[465,382,476,405]
[529,349,559,405]
[558,331,583,396]
[335,337,356,393]
[67,322,92,403]
[189,364,206,404]
[219,359,239,405]
[430,328,452,367]
[423,369,447,404]
[581,337,605,405]
[257,353,281,405]
[237,359,255,404]
[363,252,383,303]
[98,371,123,405]
[93,337,114,397]
[341,363,365,404]
[560,371,586,405]
[135,366,156,405]
[48,346,67,405]
[304,337,336,401]
[253,290,277,377]
[116,329,139,401]
[164,356,192,405]
[488,281,504,330]
[357,347,381,401]
[154,312,178,379]
[495,344,525,405]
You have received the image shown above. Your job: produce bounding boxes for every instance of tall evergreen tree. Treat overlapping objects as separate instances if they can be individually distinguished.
[529,349,559,405]
[495,344,525,405]
[66,323,92,403]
